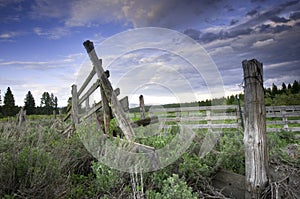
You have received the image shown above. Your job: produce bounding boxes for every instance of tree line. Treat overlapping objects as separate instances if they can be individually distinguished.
[129,80,300,112]
[0,87,59,118]
[1,80,299,117]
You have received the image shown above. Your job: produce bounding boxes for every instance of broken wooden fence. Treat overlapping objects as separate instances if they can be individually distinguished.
[62,40,160,170]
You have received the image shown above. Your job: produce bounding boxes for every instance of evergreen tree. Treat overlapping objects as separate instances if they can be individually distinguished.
[3,87,17,116]
[271,83,278,96]
[41,92,52,114]
[54,96,58,110]
[291,80,299,94]
[24,91,36,115]
[281,82,287,94]
[40,92,58,114]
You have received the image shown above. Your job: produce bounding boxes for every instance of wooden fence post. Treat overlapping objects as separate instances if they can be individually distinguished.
[83,40,135,141]
[139,95,146,119]
[59,109,63,121]
[206,109,212,129]
[101,84,112,134]
[71,84,79,126]
[17,107,26,126]
[242,59,269,199]
[53,110,56,120]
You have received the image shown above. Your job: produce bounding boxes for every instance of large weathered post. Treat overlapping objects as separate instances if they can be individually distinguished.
[139,95,146,119]
[242,59,269,198]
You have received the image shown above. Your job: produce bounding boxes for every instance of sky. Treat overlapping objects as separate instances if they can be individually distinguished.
[0,0,299,107]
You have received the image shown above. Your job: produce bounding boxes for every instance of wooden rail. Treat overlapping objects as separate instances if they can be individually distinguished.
[139,105,300,132]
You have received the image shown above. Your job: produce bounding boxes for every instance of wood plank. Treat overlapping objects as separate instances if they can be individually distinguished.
[132,116,159,128]
[63,112,71,122]
[78,79,100,105]
[163,115,238,122]
[81,88,121,120]
[153,105,238,113]
[161,123,239,129]
[77,66,96,97]
[267,127,300,132]
[119,96,129,112]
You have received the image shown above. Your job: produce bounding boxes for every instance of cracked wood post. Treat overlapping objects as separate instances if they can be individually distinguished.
[242,59,269,199]
[139,95,146,119]
[83,40,135,141]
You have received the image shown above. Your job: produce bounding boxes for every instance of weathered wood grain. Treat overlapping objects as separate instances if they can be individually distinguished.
[242,59,269,198]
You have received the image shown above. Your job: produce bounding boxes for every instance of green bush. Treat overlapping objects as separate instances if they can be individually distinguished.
[146,174,197,199]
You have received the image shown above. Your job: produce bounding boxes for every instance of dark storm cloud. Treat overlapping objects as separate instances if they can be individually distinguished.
[256,24,292,34]
[183,29,201,41]
[185,27,254,43]
[246,9,258,17]
[185,0,300,89]
[290,11,300,20]
[182,0,299,44]
[270,16,290,23]
[236,0,299,31]
[230,19,239,26]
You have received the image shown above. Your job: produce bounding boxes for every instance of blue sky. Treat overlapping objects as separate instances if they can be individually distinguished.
[0,0,299,107]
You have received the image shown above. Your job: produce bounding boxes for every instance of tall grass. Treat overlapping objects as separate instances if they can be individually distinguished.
[0,120,96,198]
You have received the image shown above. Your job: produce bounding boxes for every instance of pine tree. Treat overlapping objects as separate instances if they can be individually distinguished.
[3,87,17,116]
[281,82,287,94]
[41,92,52,114]
[24,91,36,115]
[40,92,58,114]
[291,80,299,94]
[271,83,278,96]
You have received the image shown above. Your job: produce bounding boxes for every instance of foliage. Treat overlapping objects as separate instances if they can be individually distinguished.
[268,131,300,164]
[39,92,58,115]
[0,107,299,198]
[24,91,35,115]
[146,174,198,199]
[2,87,18,117]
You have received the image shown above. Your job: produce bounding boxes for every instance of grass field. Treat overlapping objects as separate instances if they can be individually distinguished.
[0,114,299,198]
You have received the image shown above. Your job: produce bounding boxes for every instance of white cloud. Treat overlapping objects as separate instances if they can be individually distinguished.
[265,60,300,69]
[0,32,17,39]
[33,26,70,39]
[253,38,275,48]
[208,46,234,56]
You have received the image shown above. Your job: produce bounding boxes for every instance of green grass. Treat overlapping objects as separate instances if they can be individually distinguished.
[0,114,298,198]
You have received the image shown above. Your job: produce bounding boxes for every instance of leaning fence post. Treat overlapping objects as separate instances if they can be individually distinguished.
[83,40,135,141]
[71,84,79,126]
[242,59,269,199]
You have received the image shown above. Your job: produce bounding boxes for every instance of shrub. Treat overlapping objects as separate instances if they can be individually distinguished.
[146,174,197,199]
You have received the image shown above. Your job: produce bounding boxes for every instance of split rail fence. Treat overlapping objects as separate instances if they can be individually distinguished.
[141,105,300,133]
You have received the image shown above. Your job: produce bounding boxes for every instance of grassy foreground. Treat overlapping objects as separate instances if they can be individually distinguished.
[0,118,299,198]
